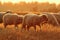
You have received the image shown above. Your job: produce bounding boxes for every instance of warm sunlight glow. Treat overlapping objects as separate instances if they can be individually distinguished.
[0,0,60,4]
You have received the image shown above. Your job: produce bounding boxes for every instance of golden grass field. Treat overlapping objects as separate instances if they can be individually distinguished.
[0,23,60,40]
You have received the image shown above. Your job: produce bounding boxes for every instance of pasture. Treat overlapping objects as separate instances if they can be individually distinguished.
[0,1,60,40]
[0,23,60,40]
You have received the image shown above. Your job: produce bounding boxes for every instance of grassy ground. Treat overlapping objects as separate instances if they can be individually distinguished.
[0,23,60,40]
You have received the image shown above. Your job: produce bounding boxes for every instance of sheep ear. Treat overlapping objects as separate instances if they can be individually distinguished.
[42,15,47,19]
[41,15,48,22]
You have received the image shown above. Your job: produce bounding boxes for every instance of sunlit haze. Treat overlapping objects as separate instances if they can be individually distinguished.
[0,0,60,4]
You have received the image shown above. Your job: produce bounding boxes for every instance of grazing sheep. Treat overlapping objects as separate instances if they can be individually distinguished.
[3,13,23,28]
[22,14,42,31]
[39,13,60,26]
[0,12,6,23]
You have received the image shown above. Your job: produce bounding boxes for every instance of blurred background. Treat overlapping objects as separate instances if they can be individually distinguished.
[0,0,60,14]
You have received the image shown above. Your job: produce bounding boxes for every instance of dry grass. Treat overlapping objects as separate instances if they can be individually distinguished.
[0,23,60,40]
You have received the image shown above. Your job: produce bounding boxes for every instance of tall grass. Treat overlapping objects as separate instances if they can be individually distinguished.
[0,23,60,40]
